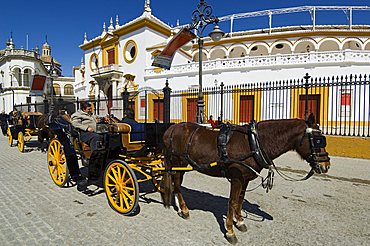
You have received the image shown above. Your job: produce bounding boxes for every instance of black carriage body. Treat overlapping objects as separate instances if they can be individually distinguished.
[11,113,42,134]
[8,125,24,138]
[144,123,173,148]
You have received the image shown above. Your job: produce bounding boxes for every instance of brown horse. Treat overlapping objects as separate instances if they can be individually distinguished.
[35,113,73,150]
[161,114,330,244]
[35,114,54,148]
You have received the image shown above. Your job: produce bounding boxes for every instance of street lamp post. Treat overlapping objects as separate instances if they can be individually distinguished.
[12,89,14,110]
[48,58,55,115]
[188,0,224,123]
[303,73,311,121]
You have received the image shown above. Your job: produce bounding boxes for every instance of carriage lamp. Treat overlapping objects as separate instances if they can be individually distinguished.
[188,0,224,123]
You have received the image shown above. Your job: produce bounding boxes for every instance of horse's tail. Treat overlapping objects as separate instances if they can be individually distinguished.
[161,145,174,208]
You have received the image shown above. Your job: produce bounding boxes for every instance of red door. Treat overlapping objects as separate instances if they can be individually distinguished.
[240,95,254,123]
[299,94,320,122]
[107,85,112,115]
[153,99,164,122]
[187,98,197,122]
[107,48,115,64]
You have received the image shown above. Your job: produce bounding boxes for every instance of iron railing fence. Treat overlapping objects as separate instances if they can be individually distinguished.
[14,74,370,137]
[171,74,370,137]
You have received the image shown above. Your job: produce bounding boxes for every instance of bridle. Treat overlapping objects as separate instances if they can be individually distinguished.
[301,125,330,174]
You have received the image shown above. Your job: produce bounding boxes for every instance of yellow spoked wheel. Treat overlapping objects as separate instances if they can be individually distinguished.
[104,160,139,215]
[7,127,13,146]
[17,132,25,153]
[47,139,69,187]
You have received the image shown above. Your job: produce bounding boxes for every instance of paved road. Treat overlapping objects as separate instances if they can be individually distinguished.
[0,136,369,245]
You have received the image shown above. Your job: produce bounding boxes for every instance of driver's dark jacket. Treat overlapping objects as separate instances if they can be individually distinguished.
[71,110,97,132]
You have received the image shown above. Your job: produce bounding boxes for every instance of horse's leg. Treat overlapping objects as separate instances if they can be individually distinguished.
[234,180,249,232]
[173,172,190,219]
[225,176,243,244]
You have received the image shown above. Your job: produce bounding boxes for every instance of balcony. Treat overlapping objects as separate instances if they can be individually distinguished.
[91,64,123,79]
[2,49,38,59]
[145,50,370,78]
[91,64,124,95]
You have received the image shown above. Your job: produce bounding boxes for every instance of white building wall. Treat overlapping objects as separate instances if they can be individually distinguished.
[0,52,48,113]
[118,27,167,87]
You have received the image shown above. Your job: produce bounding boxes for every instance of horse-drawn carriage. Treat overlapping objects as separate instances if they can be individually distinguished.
[7,111,43,152]
[45,111,330,244]
[46,117,172,215]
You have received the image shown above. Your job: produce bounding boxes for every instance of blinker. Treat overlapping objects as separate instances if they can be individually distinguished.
[312,133,326,149]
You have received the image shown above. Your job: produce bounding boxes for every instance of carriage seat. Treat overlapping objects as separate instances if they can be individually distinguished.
[21,112,43,128]
[79,142,92,159]
[111,122,145,152]
[67,125,92,159]
[21,112,43,117]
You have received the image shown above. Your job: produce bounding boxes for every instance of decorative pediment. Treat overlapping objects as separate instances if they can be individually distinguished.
[100,33,119,48]
[122,73,138,92]
[151,49,162,57]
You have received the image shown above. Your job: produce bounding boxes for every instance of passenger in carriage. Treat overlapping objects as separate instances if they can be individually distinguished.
[208,115,218,128]
[71,102,103,152]
[122,108,137,125]
[0,111,9,135]
[71,102,105,191]
[122,108,145,141]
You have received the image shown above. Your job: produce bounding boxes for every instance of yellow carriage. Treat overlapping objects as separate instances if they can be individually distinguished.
[7,111,43,152]
[46,119,172,215]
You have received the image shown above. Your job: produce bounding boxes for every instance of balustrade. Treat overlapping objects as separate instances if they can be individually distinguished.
[145,50,370,77]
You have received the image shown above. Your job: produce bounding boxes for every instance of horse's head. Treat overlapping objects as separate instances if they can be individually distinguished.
[296,113,330,174]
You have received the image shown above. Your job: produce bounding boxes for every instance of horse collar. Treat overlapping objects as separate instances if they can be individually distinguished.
[247,121,273,169]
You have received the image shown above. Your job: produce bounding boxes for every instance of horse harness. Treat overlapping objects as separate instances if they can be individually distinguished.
[167,122,275,191]
[301,126,329,174]
[168,121,328,192]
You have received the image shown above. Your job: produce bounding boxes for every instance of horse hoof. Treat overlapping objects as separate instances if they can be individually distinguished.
[225,233,238,244]
[236,223,247,232]
[177,211,189,219]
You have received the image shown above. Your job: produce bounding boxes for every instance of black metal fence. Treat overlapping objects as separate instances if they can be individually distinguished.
[171,74,370,137]
[14,74,370,137]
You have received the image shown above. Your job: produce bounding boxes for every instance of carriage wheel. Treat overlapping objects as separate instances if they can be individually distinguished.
[104,160,139,215]
[151,162,164,192]
[47,139,69,187]
[17,132,25,153]
[7,128,13,146]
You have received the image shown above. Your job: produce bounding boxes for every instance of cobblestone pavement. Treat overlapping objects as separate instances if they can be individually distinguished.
[0,136,369,246]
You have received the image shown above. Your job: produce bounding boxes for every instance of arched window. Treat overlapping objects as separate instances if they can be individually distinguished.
[90,53,99,70]
[64,84,74,95]
[209,48,227,60]
[23,69,31,87]
[229,46,247,58]
[13,68,22,86]
[318,40,340,52]
[53,84,61,96]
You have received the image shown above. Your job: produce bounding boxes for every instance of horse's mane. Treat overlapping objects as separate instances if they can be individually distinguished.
[256,118,306,159]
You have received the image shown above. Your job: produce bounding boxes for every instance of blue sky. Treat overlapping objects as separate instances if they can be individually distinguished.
[1,0,369,76]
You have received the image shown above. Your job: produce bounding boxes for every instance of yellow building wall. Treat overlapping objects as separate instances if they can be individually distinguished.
[327,136,370,159]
